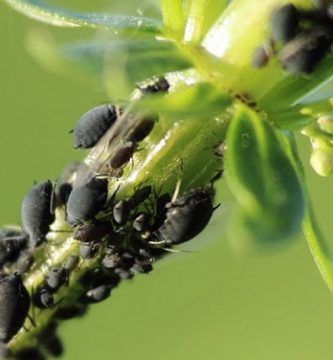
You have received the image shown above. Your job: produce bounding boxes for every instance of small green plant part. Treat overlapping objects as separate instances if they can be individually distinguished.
[2,0,333,357]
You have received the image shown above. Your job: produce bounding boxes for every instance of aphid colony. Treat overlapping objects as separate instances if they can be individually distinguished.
[253,1,333,74]
[0,77,221,359]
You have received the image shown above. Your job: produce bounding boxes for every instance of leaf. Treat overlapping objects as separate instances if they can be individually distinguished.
[3,0,162,33]
[260,55,333,111]
[225,104,305,242]
[26,31,192,99]
[135,82,231,119]
[269,98,333,130]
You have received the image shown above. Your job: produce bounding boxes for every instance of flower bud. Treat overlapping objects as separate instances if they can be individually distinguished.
[310,140,333,176]
[317,115,333,135]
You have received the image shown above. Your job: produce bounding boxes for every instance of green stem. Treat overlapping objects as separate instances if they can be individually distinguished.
[303,208,333,294]
[287,135,333,294]
[161,0,185,36]
[183,0,228,44]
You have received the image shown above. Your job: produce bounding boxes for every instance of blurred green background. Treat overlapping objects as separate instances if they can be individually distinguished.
[1,1,333,359]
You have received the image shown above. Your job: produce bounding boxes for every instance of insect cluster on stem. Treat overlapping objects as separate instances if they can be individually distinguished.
[0,77,223,359]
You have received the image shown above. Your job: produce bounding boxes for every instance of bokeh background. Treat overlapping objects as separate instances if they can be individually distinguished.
[1,1,333,359]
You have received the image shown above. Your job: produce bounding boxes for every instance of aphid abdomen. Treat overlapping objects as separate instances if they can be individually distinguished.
[21,180,55,247]
[110,142,135,169]
[73,104,118,149]
[73,221,113,243]
[0,233,28,267]
[0,274,30,343]
[156,189,214,245]
[270,4,300,43]
[280,28,332,74]
[66,178,108,226]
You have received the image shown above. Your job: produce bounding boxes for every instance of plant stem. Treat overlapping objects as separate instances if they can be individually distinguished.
[161,0,185,36]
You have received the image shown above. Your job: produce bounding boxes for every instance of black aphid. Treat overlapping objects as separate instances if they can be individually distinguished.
[125,116,156,143]
[114,268,133,280]
[72,104,118,149]
[54,304,87,320]
[15,251,34,273]
[151,187,216,246]
[252,46,270,68]
[15,347,46,360]
[131,263,153,274]
[21,180,55,247]
[154,193,172,229]
[120,252,136,270]
[0,273,30,343]
[56,182,72,206]
[279,28,332,74]
[139,77,170,94]
[73,221,112,243]
[270,4,300,43]
[79,242,100,259]
[63,254,80,272]
[45,267,68,291]
[0,229,28,267]
[129,185,152,208]
[42,333,63,357]
[112,200,130,225]
[38,322,63,357]
[80,267,119,289]
[133,212,150,232]
[33,287,55,309]
[66,178,108,226]
[110,142,136,169]
[83,285,112,303]
[102,254,121,269]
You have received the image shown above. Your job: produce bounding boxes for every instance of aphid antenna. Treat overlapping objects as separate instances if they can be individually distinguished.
[148,239,166,247]
[49,180,56,215]
[54,297,64,308]
[31,286,37,323]
[171,159,184,203]
[160,247,197,254]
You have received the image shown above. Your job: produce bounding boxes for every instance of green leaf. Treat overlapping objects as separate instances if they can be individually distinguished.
[260,55,333,111]
[135,82,231,119]
[26,31,192,99]
[3,0,162,33]
[226,104,305,241]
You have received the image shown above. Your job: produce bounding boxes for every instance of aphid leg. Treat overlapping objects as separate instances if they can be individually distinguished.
[23,325,29,332]
[49,180,56,215]
[148,239,166,247]
[213,203,221,211]
[27,313,36,327]
[171,179,182,203]
[171,159,184,203]
[210,169,223,185]
[43,243,51,258]
[54,297,64,307]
